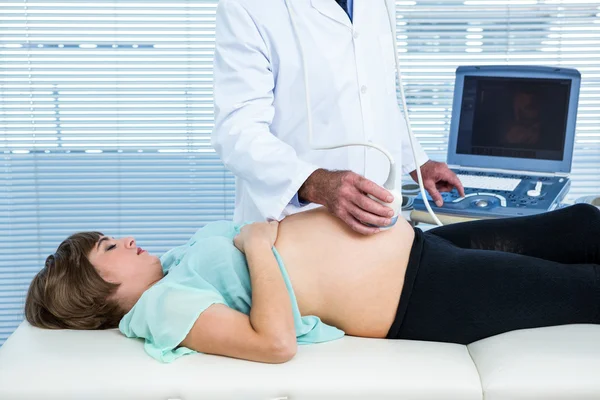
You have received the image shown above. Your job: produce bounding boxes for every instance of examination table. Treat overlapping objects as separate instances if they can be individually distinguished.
[0,322,599,399]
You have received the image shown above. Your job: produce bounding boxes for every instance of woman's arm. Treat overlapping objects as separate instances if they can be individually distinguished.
[179,221,297,363]
[245,235,296,350]
[180,302,295,364]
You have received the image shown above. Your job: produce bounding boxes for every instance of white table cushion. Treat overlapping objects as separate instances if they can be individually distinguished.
[0,322,482,400]
[468,324,600,400]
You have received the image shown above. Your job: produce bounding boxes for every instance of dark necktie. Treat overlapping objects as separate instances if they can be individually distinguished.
[335,0,351,20]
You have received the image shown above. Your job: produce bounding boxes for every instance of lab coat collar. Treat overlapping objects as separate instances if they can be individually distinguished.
[310,0,352,29]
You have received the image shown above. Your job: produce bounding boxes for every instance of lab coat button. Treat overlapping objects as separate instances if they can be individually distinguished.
[360,85,368,94]
[353,30,360,39]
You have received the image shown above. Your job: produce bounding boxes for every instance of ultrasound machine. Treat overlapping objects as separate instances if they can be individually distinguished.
[413,65,581,219]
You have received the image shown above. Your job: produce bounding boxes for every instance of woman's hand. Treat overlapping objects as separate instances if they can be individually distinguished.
[234,220,279,254]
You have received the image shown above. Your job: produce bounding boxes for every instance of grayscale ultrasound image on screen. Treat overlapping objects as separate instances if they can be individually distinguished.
[456,76,571,161]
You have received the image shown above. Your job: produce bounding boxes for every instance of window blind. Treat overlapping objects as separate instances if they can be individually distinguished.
[396,0,600,199]
[0,0,234,345]
[2,0,600,346]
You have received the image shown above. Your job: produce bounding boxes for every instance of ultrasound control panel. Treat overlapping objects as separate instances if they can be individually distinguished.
[413,169,571,218]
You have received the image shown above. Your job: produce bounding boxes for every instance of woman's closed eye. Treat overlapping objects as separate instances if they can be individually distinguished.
[107,244,116,251]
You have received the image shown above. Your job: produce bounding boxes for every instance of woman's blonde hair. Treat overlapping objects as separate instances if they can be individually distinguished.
[24,232,125,330]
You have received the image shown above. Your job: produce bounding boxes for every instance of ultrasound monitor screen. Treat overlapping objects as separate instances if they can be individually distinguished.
[455,76,571,161]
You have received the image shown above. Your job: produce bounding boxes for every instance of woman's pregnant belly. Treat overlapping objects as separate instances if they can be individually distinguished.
[274,206,415,338]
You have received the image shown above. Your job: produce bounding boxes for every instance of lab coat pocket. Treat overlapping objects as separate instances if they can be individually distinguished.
[378,34,397,95]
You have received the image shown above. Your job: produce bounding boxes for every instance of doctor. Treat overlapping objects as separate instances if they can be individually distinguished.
[212,0,465,235]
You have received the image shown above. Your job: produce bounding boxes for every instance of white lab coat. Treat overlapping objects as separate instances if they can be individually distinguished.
[212,0,429,223]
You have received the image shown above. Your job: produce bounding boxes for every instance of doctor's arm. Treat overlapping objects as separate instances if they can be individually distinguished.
[398,117,465,204]
[399,120,429,175]
[212,0,318,221]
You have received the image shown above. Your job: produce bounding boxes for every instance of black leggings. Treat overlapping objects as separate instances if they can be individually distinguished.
[386,203,600,345]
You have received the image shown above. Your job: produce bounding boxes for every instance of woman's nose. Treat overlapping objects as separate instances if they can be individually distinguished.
[125,237,136,248]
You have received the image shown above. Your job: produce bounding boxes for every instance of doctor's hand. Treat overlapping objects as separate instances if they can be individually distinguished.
[409,160,466,207]
[234,220,279,254]
[298,169,395,236]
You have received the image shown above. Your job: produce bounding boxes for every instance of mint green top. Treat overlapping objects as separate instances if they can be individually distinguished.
[119,220,345,363]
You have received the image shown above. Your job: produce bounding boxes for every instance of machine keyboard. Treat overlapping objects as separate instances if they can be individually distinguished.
[456,174,521,191]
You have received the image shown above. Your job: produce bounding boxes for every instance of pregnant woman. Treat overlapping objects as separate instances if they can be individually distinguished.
[25,204,600,363]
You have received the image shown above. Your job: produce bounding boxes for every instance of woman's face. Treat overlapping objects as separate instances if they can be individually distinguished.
[87,235,163,307]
